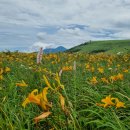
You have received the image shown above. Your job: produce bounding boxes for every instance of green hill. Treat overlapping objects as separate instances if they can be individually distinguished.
[67,40,130,54]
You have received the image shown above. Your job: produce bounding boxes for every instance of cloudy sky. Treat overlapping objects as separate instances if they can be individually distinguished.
[0,0,130,51]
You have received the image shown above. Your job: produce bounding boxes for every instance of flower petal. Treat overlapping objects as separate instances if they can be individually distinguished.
[34,112,51,123]
[59,94,65,111]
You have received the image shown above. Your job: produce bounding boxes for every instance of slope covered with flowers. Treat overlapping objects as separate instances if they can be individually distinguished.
[0,52,130,129]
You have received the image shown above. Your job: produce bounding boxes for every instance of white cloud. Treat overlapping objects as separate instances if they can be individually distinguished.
[29,42,54,52]
[0,0,130,50]
[35,27,115,49]
[0,0,130,27]
[112,30,130,39]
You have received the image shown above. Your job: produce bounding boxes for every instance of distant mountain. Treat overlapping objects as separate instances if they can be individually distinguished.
[44,46,67,53]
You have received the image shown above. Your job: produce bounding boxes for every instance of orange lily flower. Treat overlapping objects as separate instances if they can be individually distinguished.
[112,98,126,109]
[22,87,52,111]
[101,95,115,108]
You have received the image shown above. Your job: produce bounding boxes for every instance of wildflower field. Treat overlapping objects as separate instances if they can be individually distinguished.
[0,51,130,130]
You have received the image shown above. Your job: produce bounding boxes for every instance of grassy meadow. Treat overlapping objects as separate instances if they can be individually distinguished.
[68,40,130,54]
[0,51,130,130]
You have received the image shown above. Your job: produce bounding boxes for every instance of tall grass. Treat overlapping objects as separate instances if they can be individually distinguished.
[0,52,130,129]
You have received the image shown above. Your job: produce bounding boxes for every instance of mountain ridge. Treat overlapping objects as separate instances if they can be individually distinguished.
[43,46,67,53]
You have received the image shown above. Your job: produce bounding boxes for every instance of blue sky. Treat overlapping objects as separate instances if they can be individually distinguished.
[0,0,130,52]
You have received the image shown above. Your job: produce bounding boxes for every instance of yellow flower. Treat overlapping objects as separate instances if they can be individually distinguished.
[5,67,11,73]
[55,73,64,89]
[117,64,120,68]
[90,67,95,72]
[109,75,117,83]
[22,87,51,111]
[98,67,104,73]
[97,95,126,109]
[51,61,55,64]
[59,94,65,111]
[62,66,72,71]
[101,95,115,108]
[0,75,3,80]
[40,87,52,111]
[42,87,49,103]
[43,75,52,88]
[90,76,98,85]
[86,63,90,69]
[123,69,128,73]
[112,98,126,109]
[0,68,3,74]
[16,80,28,87]
[101,77,109,84]
[116,73,124,80]
[116,101,125,109]
[22,89,41,107]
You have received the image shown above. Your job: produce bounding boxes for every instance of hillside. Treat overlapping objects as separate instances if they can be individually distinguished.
[67,40,130,54]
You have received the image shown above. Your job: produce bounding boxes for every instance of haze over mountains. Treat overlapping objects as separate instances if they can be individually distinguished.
[1,46,67,53]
